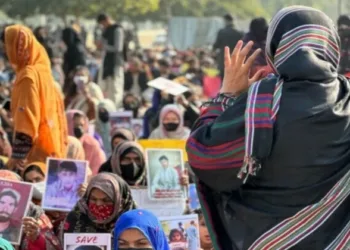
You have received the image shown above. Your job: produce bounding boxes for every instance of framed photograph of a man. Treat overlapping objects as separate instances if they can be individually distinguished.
[146,149,185,200]
[42,158,88,212]
[159,214,200,250]
[0,179,33,245]
[131,118,144,138]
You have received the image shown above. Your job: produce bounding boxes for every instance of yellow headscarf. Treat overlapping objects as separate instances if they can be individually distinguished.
[23,161,47,176]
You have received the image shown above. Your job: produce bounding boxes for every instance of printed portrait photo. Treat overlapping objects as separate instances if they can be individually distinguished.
[160,214,200,250]
[0,179,33,245]
[42,158,88,212]
[131,118,144,138]
[110,111,133,133]
[146,149,185,200]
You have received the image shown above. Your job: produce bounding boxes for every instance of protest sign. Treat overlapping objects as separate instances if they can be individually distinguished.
[42,158,88,212]
[64,233,111,250]
[146,149,186,200]
[0,179,33,245]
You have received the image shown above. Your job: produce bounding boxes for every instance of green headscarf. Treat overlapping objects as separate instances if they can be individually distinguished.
[0,238,14,250]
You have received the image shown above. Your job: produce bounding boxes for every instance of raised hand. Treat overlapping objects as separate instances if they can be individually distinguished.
[220,40,264,95]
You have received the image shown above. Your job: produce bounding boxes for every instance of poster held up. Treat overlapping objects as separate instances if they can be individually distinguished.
[0,178,33,245]
[64,233,111,250]
[42,158,88,212]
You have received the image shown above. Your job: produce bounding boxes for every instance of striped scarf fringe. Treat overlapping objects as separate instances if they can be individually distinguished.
[248,168,350,249]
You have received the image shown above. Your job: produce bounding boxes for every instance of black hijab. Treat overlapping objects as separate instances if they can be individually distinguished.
[187,6,350,250]
[249,17,268,42]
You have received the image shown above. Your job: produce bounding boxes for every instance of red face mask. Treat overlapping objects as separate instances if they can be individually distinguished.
[88,203,114,221]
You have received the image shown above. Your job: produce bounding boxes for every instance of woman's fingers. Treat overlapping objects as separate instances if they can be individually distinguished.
[224,46,231,67]
[230,40,244,65]
[249,69,265,85]
[244,48,262,73]
[236,41,254,66]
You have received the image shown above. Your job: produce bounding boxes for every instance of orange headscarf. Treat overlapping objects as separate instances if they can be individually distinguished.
[5,25,50,71]
[5,25,68,163]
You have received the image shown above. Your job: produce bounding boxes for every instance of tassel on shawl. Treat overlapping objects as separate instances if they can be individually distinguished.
[237,156,262,184]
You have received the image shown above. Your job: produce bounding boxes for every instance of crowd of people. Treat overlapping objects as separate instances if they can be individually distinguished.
[0,5,348,250]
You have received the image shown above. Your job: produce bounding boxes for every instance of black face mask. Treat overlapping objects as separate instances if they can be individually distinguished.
[163,123,179,132]
[99,111,109,123]
[120,162,141,180]
[124,101,139,111]
[74,127,84,139]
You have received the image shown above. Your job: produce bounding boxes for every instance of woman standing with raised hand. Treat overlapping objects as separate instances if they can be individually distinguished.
[1,25,67,171]
[187,6,350,250]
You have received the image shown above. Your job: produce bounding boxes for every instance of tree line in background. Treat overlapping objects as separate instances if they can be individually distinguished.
[0,0,343,22]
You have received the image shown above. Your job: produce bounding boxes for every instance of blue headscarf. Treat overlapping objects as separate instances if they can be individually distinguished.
[0,237,14,250]
[114,209,170,250]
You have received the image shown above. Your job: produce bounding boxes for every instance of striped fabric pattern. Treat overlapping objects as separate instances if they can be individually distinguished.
[274,25,339,68]
[248,168,350,250]
[243,7,348,249]
[241,11,340,182]
[325,218,350,250]
[186,94,245,171]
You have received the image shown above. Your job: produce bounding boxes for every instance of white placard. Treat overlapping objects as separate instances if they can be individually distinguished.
[64,233,111,250]
[147,77,189,96]
[131,188,185,217]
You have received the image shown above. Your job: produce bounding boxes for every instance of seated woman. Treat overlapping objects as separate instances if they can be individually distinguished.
[22,162,46,183]
[114,209,169,250]
[122,93,142,118]
[0,170,61,250]
[22,160,78,235]
[22,162,46,207]
[101,140,189,188]
[61,173,136,242]
[66,110,106,174]
[110,128,137,151]
[95,99,116,156]
[66,136,86,161]
[66,66,104,120]
[99,128,137,173]
[149,104,190,139]
[99,141,147,186]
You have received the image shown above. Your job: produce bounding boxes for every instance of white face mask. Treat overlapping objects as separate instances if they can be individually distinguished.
[73,75,89,85]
